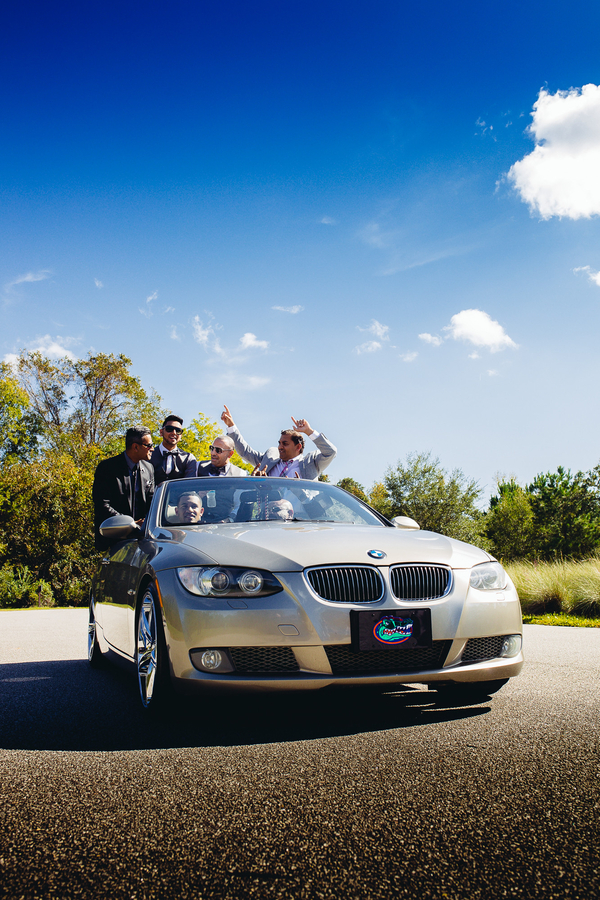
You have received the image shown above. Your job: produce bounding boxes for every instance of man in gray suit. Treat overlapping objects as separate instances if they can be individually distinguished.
[221,406,336,480]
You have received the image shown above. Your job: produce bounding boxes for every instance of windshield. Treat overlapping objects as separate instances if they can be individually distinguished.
[160,477,385,527]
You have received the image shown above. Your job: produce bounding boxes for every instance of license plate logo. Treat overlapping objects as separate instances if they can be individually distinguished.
[373,616,413,645]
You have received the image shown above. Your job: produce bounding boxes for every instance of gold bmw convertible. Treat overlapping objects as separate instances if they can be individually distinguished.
[89,477,523,710]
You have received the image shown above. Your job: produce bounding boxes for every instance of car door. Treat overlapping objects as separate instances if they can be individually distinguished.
[100,537,143,659]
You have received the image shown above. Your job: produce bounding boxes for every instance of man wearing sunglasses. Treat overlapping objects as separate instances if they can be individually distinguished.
[196,435,247,522]
[151,415,197,485]
[92,425,156,549]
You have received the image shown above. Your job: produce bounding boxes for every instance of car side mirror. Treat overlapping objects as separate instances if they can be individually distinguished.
[391,516,420,530]
[99,515,139,542]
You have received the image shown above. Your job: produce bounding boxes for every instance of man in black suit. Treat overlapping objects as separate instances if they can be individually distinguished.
[92,426,156,549]
[151,414,197,485]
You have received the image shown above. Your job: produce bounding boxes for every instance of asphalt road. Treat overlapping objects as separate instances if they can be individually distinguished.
[0,610,599,900]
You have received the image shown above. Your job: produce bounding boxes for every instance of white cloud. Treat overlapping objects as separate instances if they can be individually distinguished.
[320,216,337,225]
[138,307,152,318]
[163,306,175,314]
[359,222,394,249]
[147,291,158,303]
[4,335,78,365]
[487,370,499,377]
[170,326,180,341]
[240,332,269,350]
[94,278,103,289]
[4,270,52,293]
[272,305,304,314]
[354,340,382,355]
[400,351,418,363]
[205,370,271,392]
[359,319,390,340]
[192,316,215,347]
[469,352,480,359]
[574,265,600,287]
[507,84,600,219]
[444,309,517,352]
[418,332,443,347]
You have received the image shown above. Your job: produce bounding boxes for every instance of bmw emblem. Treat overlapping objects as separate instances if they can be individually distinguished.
[367,549,386,559]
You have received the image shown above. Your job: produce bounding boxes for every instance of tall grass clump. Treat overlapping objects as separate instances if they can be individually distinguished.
[565,558,600,616]
[506,557,600,616]
[506,560,574,613]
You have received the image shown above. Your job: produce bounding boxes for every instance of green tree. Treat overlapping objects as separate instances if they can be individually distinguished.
[178,413,251,471]
[336,477,368,503]
[526,466,600,559]
[11,351,164,457]
[0,351,165,607]
[368,481,393,519]
[383,451,486,544]
[0,366,43,461]
[485,479,536,560]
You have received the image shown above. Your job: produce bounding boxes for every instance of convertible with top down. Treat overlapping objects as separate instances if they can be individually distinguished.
[88,477,523,710]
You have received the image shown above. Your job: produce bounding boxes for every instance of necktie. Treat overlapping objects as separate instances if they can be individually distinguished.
[131,466,139,517]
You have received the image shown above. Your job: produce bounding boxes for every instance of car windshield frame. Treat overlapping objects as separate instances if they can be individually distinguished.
[149,476,389,530]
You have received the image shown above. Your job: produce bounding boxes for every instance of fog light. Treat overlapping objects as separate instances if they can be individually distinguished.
[500,634,522,658]
[190,648,234,673]
[201,650,223,669]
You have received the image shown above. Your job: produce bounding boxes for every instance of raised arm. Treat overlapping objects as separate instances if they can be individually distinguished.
[222,407,264,468]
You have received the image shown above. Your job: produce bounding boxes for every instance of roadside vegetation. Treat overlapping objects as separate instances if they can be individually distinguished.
[1,350,600,623]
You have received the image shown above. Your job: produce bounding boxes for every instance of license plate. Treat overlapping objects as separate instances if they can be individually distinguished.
[350,609,432,651]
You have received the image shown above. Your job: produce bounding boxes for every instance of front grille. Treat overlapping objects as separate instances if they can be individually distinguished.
[390,565,451,601]
[325,641,452,674]
[229,647,299,673]
[462,636,504,662]
[306,566,384,603]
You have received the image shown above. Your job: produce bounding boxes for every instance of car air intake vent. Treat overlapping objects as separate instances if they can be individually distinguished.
[325,641,452,674]
[229,647,299,673]
[306,566,384,603]
[390,565,451,601]
[461,636,504,662]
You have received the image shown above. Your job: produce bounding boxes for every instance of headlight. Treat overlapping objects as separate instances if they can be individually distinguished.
[177,566,282,598]
[469,561,508,591]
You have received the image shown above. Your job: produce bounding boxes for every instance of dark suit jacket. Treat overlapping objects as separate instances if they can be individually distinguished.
[151,446,197,485]
[196,461,247,522]
[92,453,155,549]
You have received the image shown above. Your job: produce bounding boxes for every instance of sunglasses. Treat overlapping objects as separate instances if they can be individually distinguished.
[136,441,154,449]
[163,425,183,434]
[209,445,228,453]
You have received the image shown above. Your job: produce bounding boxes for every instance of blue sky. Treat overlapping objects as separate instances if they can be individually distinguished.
[2,0,600,498]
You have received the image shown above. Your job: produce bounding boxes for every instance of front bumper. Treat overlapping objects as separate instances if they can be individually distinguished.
[157,567,524,694]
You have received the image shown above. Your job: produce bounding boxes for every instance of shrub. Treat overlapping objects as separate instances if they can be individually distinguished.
[0,564,55,609]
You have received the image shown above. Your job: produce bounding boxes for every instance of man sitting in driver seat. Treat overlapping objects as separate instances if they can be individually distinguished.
[174,492,204,524]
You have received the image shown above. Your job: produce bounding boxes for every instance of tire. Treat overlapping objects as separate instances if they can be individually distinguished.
[136,585,171,711]
[88,601,105,669]
[436,679,509,703]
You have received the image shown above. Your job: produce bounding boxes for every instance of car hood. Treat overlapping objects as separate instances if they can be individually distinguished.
[159,522,490,571]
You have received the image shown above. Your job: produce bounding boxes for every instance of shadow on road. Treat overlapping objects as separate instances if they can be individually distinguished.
[0,658,490,751]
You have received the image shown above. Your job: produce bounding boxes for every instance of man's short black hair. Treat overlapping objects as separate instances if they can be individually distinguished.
[162,414,183,428]
[125,426,152,449]
[280,429,305,449]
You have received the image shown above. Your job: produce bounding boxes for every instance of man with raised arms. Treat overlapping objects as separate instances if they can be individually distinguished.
[221,406,336,480]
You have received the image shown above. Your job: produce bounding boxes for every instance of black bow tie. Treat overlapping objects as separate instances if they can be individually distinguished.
[208,464,226,475]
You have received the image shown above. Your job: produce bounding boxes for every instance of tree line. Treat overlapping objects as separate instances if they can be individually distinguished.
[0,350,598,608]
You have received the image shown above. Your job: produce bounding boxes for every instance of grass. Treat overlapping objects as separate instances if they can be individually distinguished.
[506,557,600,618]
[523,612,600,627]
